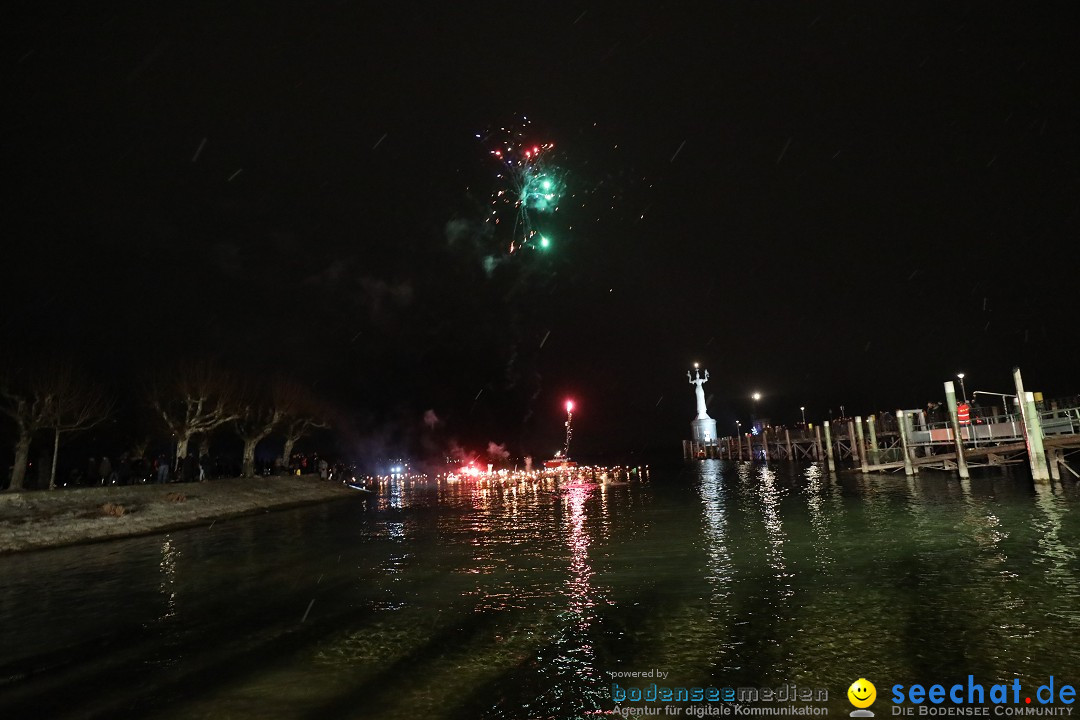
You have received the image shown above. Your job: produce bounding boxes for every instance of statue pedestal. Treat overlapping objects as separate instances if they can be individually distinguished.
[691,417,717,444]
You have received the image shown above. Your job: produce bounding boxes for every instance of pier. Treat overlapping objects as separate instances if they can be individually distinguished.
[683,367,1080,481]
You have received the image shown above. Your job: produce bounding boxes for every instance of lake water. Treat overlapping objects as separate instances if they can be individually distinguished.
[2,462,1079,719]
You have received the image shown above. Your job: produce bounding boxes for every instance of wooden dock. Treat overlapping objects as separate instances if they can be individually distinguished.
[683,369,1080,481]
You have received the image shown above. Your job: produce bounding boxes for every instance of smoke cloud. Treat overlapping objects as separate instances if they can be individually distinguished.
[486,441,510,462]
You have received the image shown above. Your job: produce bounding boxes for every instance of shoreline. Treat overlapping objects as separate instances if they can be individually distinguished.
[0,476,364,555]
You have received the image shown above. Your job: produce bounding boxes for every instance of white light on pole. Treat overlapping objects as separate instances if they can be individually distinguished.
[800,406,806,426]
[957,373,968,404]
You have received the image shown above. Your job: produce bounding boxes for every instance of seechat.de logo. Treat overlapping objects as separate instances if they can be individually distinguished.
[848,678,877,717]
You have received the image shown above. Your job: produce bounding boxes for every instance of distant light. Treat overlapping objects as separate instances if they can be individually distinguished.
[540,236,551,249]
[694,362,699,369]
[957,372,965,379]
[541,179,552,191]
[566,400,574,413]
[752,392,761,401]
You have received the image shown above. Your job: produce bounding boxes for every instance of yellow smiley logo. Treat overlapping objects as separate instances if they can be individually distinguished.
[848,678,876,708]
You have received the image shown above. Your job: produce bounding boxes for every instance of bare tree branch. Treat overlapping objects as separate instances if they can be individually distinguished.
[0,367,52,491]
[37,364,111,490]
[272,378,330,463]
[234,379,284,477]
[1,363,110,491]
[147,360,240,462]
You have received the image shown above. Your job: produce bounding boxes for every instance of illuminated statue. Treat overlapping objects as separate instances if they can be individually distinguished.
[688,366,710,419]
[688,364,717,444]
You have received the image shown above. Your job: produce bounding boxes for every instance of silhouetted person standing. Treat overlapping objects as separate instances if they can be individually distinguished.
[118,454,132,486]
[183,454,199,483]
[156,455,170,484]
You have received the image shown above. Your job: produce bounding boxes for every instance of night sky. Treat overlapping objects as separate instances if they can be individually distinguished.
[5,4,1079,462]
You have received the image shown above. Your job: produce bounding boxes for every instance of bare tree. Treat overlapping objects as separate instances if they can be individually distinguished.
[148,361,239,464]
[274,379,329,465]
[0,369,51,491]
[0,363,110,491]
[234,381,283,478]
[40,365,111,490]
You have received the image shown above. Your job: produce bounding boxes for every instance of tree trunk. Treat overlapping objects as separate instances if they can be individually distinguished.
[242,437,258,478]
[9,432,31,491]
[198,435,210,458]
[176,433,191,465]
[282,436,297,470]
[49,428,60,491]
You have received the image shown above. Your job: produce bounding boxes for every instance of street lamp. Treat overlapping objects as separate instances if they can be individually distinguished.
[800,406,806,426]
[957,373,968,404]
[736,420,741,435]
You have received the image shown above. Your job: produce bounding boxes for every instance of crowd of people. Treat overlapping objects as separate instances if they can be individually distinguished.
[35,451,346,488]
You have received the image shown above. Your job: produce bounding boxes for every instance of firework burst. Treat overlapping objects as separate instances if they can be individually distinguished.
[479,117,565,255]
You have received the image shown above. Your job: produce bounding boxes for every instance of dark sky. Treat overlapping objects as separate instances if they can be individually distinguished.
[5,3,1079,461]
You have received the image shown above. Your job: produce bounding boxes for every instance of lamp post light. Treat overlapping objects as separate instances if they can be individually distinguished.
[800,406,806,426]
[957,373,968,404]
[736,420,741,435]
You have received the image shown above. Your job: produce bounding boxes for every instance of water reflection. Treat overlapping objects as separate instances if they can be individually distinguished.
[802,463,835,572]
[756,465,791,597]
[564,482,596,620]
[1033,482,1080,609]
[697,460,732,590]
[3,464,1080,719]
[696,460,734,671]
[158,535,179,621]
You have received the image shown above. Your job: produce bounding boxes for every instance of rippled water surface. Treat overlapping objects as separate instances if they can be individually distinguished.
[2,463,1080,719]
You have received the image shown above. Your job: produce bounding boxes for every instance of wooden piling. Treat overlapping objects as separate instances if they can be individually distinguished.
[823,421,836,473]
[854,416,869,473]
[1023,390,1051,481]
[1014,367,1050,481]
[1048,448,1061,481]
[944,381,970,479]
[785,428,793,460]
[848,419,861,470]
[896,410,915,476]
[867,415,879,465]
[746,433,753,461]
[762,429,770,462]
[814,425,823,462]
